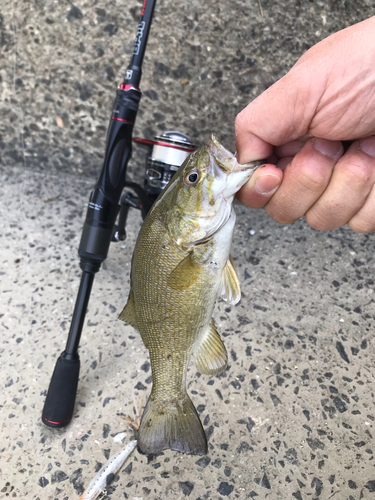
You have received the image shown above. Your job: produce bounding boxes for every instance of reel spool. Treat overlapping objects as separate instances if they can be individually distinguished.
[133,131,197,197]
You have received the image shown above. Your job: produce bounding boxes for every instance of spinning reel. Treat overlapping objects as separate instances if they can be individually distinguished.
[114,131,196,240]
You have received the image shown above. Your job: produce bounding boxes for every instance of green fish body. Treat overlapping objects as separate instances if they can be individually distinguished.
[120,135,263,455]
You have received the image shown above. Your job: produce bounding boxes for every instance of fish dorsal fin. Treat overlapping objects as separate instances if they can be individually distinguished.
[119,289,138,330]
[167,252,203,290]
[219,254,241,305]
[195,320,227,375]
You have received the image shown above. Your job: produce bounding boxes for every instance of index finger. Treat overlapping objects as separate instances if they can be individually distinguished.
[235,68,314,163]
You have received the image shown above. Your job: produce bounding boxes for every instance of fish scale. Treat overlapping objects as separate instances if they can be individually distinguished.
[135,213,211,398]
[120,134,264,455]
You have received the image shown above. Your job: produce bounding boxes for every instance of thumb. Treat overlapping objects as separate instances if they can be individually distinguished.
[235,67,314,163]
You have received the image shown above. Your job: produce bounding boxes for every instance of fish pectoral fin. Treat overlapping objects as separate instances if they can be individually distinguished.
[195,320,227,375]
[219,254,241,305]
[167,252,203,290]
[118,289,138,329]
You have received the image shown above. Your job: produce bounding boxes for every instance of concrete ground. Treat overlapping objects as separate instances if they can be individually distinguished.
[1,1,375,499]
[2,165,375,500]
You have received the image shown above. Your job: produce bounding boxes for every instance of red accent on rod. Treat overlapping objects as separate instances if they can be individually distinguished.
[111,117,134,125]
[119,84,140,91]
[43,417,71,425]
[141,0,147,16]
[132,137,196,152]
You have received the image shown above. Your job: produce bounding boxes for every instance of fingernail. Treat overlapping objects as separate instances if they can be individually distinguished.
[313,138,342,158]
[255,174,281,195]
[359,136,375,157]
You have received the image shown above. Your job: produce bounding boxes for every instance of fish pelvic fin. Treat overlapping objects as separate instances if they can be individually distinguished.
[118,289,138,330]
[138,394,207,455]
[219,254,241,305]
[195,319,228,375]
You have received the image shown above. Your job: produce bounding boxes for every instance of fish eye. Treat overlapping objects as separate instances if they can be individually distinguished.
[184,169,200,186]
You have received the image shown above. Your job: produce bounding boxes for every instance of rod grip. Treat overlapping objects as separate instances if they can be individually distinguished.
[41,352,80,428]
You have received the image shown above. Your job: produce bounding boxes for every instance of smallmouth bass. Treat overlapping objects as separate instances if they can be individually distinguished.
[120,134,263,455]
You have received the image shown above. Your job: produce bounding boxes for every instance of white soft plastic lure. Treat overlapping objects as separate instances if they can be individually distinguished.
[80,440,137,500]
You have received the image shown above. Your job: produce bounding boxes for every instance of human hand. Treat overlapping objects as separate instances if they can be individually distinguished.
[235,16,375,232]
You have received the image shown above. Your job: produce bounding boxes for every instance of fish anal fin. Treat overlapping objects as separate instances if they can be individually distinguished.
[195,320,227,375]
[219,254,241,305]
[167,252,203,290]
[118,289,138,329]
[138,394,207,455]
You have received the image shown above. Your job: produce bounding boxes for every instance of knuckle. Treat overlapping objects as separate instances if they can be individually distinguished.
[340,161,373,190]
[305,208,335,231]
[292,163,329,193]
[234,110,248,134]
[348,216,375,233]
[265,204,299,225]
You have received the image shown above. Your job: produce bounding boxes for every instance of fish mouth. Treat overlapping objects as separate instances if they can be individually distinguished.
[222,159,267,200]
[232,159,265,172]
[209,134,266,174]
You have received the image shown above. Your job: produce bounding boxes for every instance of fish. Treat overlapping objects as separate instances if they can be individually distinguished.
[119,134,264,455]
[80,440,137,500]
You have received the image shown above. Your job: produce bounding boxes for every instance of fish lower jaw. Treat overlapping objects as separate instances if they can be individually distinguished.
[232,159,266,172]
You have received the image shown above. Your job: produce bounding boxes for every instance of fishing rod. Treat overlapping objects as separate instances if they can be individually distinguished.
[41,0,158,428]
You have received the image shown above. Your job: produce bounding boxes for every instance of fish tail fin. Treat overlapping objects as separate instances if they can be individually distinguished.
[138,394,207,455]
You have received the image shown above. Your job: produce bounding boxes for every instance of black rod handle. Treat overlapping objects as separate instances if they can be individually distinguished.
[41,351,80,428]
[65,270,96,356]
[41,270,94,427]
